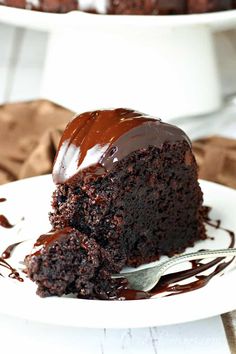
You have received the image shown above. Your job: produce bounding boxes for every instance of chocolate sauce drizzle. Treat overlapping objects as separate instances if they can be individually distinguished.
[0,257,23,282]
[0,198,13,228]
[0,196,24,281]
[0,215,14,229]
[31,227,74,257]
[118,215,235,300]
[1,241,24,259]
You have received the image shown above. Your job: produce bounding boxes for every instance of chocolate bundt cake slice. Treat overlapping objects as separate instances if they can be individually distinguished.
[26,108,206,298]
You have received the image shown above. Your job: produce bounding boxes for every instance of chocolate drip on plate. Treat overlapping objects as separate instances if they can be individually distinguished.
[0,215,14,229]
[1,241,24,259]
[0,257,23,282]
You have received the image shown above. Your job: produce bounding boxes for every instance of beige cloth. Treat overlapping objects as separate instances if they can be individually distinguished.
[193,136,236,189]
[0,100,74,184]
[0,100,236,190]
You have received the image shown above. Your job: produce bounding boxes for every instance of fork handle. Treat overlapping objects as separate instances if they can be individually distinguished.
[157,248,236,277]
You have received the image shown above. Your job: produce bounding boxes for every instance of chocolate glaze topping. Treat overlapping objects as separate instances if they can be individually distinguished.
[0,198,6,203]
[31,227,75,257]
[53,108,190,184]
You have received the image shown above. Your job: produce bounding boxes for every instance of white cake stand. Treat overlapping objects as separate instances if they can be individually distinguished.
[0,7,236,119]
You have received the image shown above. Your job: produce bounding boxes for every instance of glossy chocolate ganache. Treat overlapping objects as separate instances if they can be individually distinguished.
[53,108,190,185]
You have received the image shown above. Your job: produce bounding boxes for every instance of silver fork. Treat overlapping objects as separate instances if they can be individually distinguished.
[112,248,236,292]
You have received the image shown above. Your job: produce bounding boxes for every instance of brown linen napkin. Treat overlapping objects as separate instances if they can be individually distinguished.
[0,100,74,184]
[193,136,236,189]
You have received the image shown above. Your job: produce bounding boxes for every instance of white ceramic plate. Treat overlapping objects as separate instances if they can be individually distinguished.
[0,175,235,328]
[0,6,236,32]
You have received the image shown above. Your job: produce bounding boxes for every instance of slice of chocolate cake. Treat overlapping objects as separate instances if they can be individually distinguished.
[26,108,206,298]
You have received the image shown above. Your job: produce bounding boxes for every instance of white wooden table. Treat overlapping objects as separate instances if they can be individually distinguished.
[0,22,235,354]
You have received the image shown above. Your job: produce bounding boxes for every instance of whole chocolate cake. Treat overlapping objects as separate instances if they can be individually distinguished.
[0,0,235,13]
[26,108,206,299]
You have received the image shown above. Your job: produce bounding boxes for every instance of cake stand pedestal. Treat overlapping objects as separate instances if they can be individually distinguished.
[39,11,236,118]
[0,8,236,119]
[41,24,221,119]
